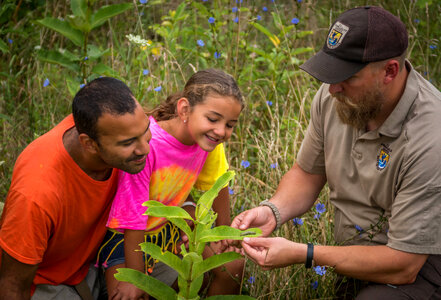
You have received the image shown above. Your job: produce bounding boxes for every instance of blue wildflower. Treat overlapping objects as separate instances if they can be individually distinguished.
[214,51,221,59]
[262,6,268,12]
[266,100,272,106]
[232,7,238,13]
[291,18,299,25]
[8,39,13,44]
[257,15,262,21]
[240,204,244,212]
[248,276,255,284]
[314,266,326,276]
[43,78,50,87]
[311,280,318,290]
[203,0,208,2]
[270,163,278,169]
[314,214,320,220]
[233,17,239,23]
[429,45,437,49]
[315,203,326,214]
[154,86,162,92]
[197,39,205,47]
[236,0,243,3]
[414,19,420,24]
[292,218,303,226]
[208,17,215,24]
[139,0,147,4]
[228,187,234,195]
[80,83,86,88]
[240,160,250,168]
[297,0,302,2]
[355,225,363,232]
[84,56,88,60]
[143,69,149,75]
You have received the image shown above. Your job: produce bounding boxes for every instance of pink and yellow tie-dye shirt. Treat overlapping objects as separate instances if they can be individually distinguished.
[107,116,228,232]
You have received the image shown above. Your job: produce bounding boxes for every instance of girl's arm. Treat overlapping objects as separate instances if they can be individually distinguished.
[113,229,147,299]
[212,187,231,226]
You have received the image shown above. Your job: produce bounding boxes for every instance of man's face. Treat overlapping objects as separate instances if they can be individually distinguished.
[329,65,385,129]
[95,102,151,174]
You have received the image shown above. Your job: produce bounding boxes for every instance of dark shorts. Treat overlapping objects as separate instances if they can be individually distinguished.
[96,222,180,272]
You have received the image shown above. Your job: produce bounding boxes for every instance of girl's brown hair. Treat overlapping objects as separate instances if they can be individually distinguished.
[149,68,244,121]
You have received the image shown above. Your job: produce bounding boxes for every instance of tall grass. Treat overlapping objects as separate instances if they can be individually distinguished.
[1,0,440,298]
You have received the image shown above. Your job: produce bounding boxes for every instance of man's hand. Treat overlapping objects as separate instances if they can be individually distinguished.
[111,281,148,300]
[231,206,277,237]
[241,237,306,270]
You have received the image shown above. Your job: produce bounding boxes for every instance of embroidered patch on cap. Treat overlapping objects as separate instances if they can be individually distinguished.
[376,144,392,171]
[327,21,349,49]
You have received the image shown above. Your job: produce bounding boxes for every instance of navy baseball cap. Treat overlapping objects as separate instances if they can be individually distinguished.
[300,6,408,84]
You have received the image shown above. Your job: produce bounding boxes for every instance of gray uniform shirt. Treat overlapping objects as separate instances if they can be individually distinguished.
[297,61,441,254]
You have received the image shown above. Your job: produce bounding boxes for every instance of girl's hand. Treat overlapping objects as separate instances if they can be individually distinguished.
[111,281,149,300]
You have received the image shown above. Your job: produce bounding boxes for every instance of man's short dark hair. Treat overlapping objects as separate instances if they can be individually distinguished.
[72,77,137,141]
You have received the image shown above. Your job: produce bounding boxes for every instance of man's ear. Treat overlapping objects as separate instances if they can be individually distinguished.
[383,59,400,85]
[176,97,190,122]
[78,133,99,154]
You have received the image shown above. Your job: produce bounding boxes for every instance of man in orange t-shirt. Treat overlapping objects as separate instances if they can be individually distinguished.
[0,77,152,299]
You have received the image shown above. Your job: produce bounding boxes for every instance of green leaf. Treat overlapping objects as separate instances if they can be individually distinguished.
[140,242,188,278]
[36,18,84,46]
[291,47,314,56]
[66,77,81,97]
[192,252,242,279]
[115,268,177,300]
[36,49,80,72]
[251,22,280,48]
[196,171,235,220]
[66,15,91,33]
[198,226,261,243]
[191,2,209,15]
[91,3,133,30]
[0,39,8,54]
[180,253,203,299]
[91,63,118,77]
[86,44,109,60]
[71,0,87,19]
[144,206,193,221]
[295,30,314,39]
[173,2,187,21]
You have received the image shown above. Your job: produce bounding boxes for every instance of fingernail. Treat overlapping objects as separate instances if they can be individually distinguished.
[243,237,250,242]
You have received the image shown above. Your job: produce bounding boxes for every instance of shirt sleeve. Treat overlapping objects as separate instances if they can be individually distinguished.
[0,190,52,265]
[296,84,327,174]
[194,143,229,191]
[106,163,151,231]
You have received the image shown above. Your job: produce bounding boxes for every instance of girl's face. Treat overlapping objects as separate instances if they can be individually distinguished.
[185,95,242,152]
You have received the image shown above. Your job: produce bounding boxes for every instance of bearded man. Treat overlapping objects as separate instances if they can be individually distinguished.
[230,6,441,299]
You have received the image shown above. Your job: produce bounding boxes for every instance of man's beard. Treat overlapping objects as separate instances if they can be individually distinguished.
[333,86,385,130]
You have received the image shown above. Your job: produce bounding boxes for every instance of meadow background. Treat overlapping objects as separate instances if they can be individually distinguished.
[0,0,440,298]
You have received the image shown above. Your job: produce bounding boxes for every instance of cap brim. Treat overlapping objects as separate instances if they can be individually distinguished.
[300,50,368,84]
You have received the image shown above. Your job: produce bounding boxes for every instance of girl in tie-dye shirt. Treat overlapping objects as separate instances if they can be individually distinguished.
[99,69,245,299]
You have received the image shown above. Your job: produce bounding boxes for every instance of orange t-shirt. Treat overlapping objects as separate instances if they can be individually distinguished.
[0,115,118,290]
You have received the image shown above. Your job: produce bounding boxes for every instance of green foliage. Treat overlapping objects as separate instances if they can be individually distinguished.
[115,171,261,299]
[35,0,132,92]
